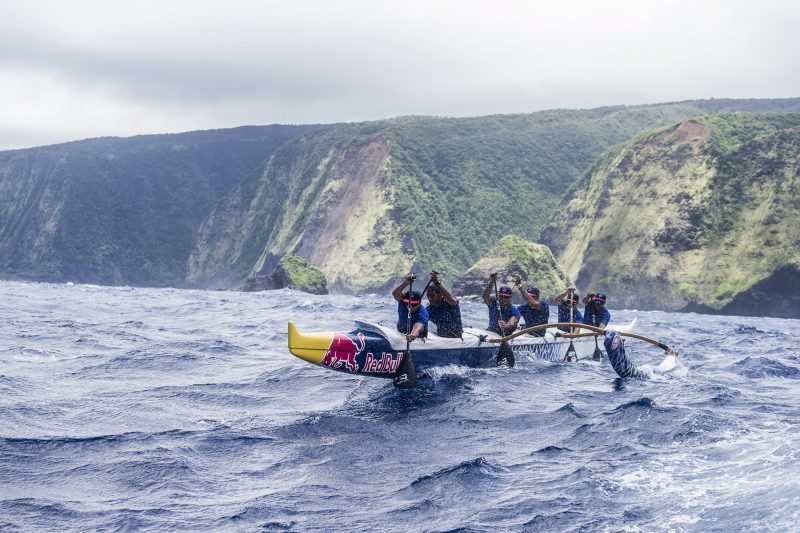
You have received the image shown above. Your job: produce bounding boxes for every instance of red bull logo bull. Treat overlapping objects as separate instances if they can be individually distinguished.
[321,332,366,373]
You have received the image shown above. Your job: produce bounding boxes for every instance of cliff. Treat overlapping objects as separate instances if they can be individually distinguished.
[187,100,800,292]
[0,125,317,285]
[4,98,800,294]
[540,113,800,317]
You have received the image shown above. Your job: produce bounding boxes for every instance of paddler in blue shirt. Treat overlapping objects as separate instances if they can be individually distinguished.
[555,287,583,332]
[482,273,520,336]
[392,275,429,342]
[425,271,463,338]
[513,275,549,337]
[582,292,611,328]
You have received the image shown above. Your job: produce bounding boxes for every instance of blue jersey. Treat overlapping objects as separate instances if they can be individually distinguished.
[487,298,521,335]
[583,304,611,328]
[557,303,583,332]
[426,300,463,338]
[397,302,429,334]
[519,301,550,337]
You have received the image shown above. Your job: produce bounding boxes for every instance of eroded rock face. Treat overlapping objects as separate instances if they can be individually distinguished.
[453,235,573,303]
[703,265,800,318]
[540,114,800,317]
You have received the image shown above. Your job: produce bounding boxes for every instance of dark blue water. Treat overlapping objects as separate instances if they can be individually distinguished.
[1,281,798,532]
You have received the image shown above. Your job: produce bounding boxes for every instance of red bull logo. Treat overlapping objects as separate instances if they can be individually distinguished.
[321,332,366,373]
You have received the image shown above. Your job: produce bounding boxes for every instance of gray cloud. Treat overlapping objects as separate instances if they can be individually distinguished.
[1,0,799,149]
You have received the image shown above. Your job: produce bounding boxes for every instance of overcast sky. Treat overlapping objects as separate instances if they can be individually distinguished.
[1,0,798,150]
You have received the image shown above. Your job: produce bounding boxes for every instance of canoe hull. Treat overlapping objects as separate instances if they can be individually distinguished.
[288,319,637,379]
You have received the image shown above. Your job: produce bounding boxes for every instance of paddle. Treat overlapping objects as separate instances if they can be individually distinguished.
[493,274,515,367]
[393,275,420,389]
[563,289,577,362]
[588,299,604,361]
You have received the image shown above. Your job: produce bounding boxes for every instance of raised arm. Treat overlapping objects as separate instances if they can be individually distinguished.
[482,272,497,305]
[392,274,416,302]
[431,271,458,305]
[555,287,576,305]
[514,275,537,307]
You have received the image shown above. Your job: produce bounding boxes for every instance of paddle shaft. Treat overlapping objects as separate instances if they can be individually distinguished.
[493,277,509,336]
[568,289,574,324]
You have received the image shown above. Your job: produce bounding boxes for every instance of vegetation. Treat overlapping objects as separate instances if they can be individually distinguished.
[3,98,800,295]
[279,255,328,294]
[539,111,800,316]
[0,125,317,285]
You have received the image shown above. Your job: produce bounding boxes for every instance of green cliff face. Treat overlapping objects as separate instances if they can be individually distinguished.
[188,100,800,292]
[452,235,573,302]
[4,99,800,293]
[540,113,800,317]
[0,126,316,286]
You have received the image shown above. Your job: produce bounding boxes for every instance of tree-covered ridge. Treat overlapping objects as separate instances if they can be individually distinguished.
[0,125,319,285]
[540,112,800,317]
[202,100,800,292]
[3,98,800,291]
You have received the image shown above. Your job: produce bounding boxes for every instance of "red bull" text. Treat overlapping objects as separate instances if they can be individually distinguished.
[362,352,404,373]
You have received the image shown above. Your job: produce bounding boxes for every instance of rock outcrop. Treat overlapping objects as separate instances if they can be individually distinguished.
[242,254,328,294]
[453,235,574,303]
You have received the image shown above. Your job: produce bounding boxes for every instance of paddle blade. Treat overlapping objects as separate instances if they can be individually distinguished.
[496,341,515,367]
[393,350,417,389]
[592,336,603,362]
[564,340,577,363]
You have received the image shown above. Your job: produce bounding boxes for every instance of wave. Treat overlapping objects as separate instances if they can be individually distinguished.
[411,457,504,488]
[732,357,800,379]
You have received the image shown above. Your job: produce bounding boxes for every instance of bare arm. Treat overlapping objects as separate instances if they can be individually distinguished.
[515,277,538,308]
[406,321,425,341]
[482,273,497,306]
[392,274,416,302]
[555,287,576,305]
[431,271,458,305]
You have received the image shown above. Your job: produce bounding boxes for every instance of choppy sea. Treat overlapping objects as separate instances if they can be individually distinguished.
[1,280,798,532]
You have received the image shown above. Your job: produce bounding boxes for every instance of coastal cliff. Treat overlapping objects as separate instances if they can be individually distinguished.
[540,113,800,317]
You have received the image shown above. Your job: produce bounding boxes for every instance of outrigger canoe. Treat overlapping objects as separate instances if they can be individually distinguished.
[287,319,637,380]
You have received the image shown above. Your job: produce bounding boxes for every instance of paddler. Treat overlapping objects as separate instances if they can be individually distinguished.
[514,275,549,337]
[555,287,583,333]
[582,292,611,329]
[482,272,520,336]
[425,271,463,338]
[392,275,429,342]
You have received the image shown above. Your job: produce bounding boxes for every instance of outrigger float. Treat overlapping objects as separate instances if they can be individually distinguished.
[287,319,676,384]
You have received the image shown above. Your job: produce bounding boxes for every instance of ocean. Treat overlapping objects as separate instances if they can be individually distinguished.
[1,280,798,532]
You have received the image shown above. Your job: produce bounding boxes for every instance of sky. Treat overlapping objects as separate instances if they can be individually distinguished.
[1,0,799,150]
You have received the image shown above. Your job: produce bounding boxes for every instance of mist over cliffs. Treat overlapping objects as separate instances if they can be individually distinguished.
[2,98,800,318]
